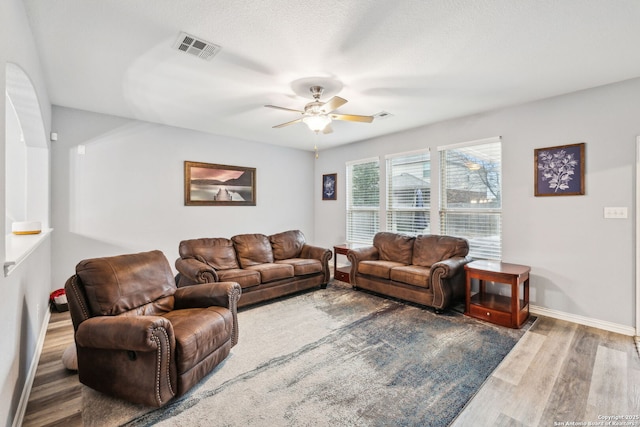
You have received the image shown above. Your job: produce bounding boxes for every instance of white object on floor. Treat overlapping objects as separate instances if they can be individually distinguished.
[62,343,77,371]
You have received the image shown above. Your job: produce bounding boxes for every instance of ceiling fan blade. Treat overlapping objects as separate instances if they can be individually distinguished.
[320,96,348,113]
[330,113,374,123]
[265,104,304,114]
[273,118,303,128]
[322,124,333,134]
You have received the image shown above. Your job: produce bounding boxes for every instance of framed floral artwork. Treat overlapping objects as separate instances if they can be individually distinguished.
[322,173,337,200]
[534,142,585,196]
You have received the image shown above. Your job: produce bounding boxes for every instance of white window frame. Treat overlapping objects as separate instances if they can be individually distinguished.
[438,137,502,260]
[385,149,431,236]
[346,157,380,244]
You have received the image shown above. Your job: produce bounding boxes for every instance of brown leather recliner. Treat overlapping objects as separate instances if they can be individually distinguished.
[64,250,241,407]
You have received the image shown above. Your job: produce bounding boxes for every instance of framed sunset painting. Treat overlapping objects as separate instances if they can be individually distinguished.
[184,161,256,206]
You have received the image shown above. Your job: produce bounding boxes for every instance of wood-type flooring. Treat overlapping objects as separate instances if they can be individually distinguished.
[22,307,640,426]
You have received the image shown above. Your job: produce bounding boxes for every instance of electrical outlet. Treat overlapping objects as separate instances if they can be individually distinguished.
[603,207,628,219]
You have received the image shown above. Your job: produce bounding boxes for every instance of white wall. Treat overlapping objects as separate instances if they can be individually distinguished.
[50,106,317,289]
[0,0,52,425]
[314,78,640,329]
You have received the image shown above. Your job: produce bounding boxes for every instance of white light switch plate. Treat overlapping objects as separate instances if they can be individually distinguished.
[603,207,628,219]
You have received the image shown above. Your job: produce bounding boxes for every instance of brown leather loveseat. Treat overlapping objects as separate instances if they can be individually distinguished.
[347,232,472,312]
[175,230,332,307]
[65,250,241,407]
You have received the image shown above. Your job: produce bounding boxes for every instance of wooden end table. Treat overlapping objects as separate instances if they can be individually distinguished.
[464,260,530,328]
[333,244,351,283]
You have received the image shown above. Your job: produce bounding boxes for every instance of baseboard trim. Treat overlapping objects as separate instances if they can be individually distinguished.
[530,304,635,336]
[12,308,51,427]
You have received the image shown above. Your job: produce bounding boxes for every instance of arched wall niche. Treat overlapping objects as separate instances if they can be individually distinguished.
[4,62,50,249]
[5,63,48,149]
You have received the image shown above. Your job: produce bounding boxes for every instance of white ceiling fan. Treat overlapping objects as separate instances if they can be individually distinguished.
[265,85,374,134]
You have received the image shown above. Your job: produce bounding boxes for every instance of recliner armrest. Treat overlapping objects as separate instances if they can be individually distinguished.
[75,315,175,351]
[174,281,241,311]
[175,257,219,285]
[174,282,241,346]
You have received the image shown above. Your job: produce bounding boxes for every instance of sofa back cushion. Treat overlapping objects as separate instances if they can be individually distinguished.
[373,232,415,265]
[269,230,305,260]
[412,235,469,267]
[232,233,274,268]
[76,250,176,317]
[179,238,239,270]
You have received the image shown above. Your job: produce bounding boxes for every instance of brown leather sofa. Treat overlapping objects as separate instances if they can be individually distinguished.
[347,232,472,312]
[65,250,241,407]
[175,230,332,308]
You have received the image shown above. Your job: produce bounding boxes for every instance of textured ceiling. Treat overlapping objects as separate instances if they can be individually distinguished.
[22,0,640,151]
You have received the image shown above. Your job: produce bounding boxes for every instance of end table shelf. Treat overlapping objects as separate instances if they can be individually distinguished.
[464,260,530,329]
[333,244,351,283]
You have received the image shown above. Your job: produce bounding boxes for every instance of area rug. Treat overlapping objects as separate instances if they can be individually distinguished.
[81,281,532,426]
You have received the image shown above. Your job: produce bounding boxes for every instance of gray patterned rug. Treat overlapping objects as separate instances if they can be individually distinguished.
[81,281,532,426]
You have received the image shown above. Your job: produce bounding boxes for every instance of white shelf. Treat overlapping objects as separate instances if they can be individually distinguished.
[4,228,53,276]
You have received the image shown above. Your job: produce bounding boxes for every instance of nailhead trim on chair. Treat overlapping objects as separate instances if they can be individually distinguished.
[228,286,241,346]
[70,276,90,321]
[151,327,174,406]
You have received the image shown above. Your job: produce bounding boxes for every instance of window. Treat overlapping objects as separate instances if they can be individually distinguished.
[5,92,27,235]
[439,137,502,259]
[346,158,380,243]
[386,150,430,236]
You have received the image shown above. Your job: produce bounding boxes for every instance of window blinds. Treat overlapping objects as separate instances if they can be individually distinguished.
[386,150,430,236]
[346,158,380,244]
[439,138,502,260]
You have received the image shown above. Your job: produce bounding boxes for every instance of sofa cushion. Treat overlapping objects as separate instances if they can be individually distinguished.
[76,250,176,316]
[269,230,305,260]
[373,232,415,264]
[246,263,294,283]
[217,268,261,289]
[232,234,274,268]
[358,260,407,280]
[178,238,239,270]
[390,265,431,289]
[412,235,469,267]
[276,258,322,276]
[163,306,232,374]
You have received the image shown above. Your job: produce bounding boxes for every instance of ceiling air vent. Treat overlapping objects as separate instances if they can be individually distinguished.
[173,32,221,61]
[374,111,394,120]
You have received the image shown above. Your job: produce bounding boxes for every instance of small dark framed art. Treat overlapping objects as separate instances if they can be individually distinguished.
[322,173,337,200]
[534,142,585,196]
[184,161,256,206]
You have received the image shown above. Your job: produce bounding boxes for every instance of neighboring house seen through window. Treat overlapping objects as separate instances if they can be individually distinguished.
[439,137,502,260]
[386,150,430,236]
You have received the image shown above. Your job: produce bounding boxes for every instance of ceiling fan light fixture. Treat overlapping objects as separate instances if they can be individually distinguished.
[302,114,332,132]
